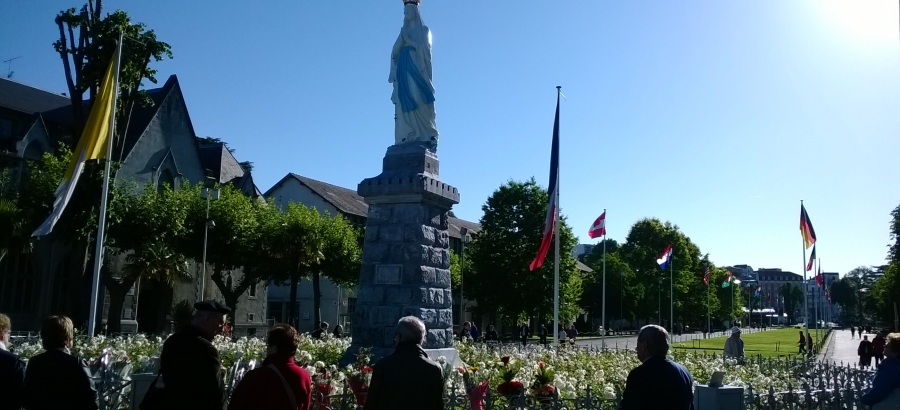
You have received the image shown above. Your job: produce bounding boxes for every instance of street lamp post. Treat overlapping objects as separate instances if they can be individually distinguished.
[458,227,469,328]
[200,185,220,300]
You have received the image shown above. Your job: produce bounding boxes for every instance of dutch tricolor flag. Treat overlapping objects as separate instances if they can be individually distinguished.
[656,244,673,270]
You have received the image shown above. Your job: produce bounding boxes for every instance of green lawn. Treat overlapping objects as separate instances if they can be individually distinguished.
[672,328,826,358]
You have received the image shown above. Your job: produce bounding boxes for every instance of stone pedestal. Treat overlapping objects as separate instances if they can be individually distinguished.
[344,142,460,364]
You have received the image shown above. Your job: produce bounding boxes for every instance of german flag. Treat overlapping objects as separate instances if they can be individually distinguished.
[800,204,816,249]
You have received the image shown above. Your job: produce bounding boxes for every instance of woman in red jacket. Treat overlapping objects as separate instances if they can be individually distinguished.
[228,324,312,410]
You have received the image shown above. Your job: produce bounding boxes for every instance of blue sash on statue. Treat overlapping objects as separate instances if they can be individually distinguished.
[396,46,435,112]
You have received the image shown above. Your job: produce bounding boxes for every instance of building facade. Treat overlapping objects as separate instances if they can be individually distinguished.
[0,76,265,335]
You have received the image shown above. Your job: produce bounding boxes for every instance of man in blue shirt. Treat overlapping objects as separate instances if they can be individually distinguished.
[862,332,900,407]
[622,325,694,409]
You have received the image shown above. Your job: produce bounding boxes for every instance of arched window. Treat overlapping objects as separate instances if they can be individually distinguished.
[158,169,176,193]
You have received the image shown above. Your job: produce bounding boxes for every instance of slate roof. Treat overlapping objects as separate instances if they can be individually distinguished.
[268,173,480,239]
[0,78,70,114]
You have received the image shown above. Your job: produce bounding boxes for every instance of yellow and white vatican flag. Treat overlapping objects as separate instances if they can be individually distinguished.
[32,44,120,237]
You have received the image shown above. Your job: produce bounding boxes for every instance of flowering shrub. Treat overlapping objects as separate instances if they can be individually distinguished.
[530,361,556,397]
[346,347,373,392]
[8,331,849,404]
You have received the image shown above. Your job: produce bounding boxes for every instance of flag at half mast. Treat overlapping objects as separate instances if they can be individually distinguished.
[800,204,817,249]
[529,92,561,271]
[32,45,120,237]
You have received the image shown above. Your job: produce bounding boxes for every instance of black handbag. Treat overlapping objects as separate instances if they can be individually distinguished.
[139,373,166,410]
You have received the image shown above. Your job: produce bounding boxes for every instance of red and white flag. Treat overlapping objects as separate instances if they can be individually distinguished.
[702,265,710,286]
[588,211,606,239]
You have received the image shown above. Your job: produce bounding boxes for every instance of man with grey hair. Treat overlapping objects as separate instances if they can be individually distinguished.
[622,325,694,409]
[364,316,443,410]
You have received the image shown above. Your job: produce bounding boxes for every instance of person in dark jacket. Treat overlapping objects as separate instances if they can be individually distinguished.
[0,313,26,410]
[158,300,229,410]
[862,333,900,407]
[364,316,443,410]
[227,324,312,410]
[621,325,694,410]
[311,322,328,339]
[23,315,97,410]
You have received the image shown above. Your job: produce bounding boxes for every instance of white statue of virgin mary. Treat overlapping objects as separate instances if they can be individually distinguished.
[389,0,438,149]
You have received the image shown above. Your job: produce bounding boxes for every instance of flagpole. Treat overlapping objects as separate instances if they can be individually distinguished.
[814,257,819,348]
[552,86,561,349]
[706,263,710,336]
[801,200,810,356]
[87,33,123,337]
[670,247,674,332]
[601,209,606,350]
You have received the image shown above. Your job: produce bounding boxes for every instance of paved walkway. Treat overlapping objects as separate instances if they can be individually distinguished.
[819,328,879,367]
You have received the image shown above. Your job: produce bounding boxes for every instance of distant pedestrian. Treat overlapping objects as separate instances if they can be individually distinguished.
[227,324,312,410]
[859,335,874,369]
[470,323,480,342]
[566,325,578,345]
[519,323,530,347]
[798,331,806,354]
[851,326,857,339]
[458,322,472,341]
[723,327,745,359]
[23,315,97,410]
[332,324,344,339]
[0,313,26,410]
[311,322,329,339]
[539,324,548,345]
[364,316,443,410]
[557,326,567,344]
[483,325,498,342]
[873,333,887,366]
[807,332,814,354]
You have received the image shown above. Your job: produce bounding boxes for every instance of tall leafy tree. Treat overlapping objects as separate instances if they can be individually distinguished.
[308,211,362,326]
[619,218,705,330]
[180,185,262,325]
[103,183,193,333]
[54,0,172,143]
[466,179,582,326]
[779,282,804,324]
[260,203,324,329]
[580,250,642,330]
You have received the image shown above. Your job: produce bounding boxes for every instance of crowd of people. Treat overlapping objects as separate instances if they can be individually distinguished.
[3,305,900,409]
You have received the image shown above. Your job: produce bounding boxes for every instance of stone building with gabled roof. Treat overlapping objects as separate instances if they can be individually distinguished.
[0,75,265,334]
[264,173,481,332]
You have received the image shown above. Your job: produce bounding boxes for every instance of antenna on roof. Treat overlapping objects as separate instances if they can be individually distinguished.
[3,56,21,78]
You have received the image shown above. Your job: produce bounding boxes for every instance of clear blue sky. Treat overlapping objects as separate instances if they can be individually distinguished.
[4,1,899,277]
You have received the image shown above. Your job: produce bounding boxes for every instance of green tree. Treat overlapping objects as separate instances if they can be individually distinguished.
[54,1,172,143]
[779,283,804,324]
[580,250,642,330]
[830,277,860,322]
[308,211,362,326]
[103,183,193,333]
[619,218,705,330]
[179,185,263,325]
[260,203,324,329]
[466,179,582,326]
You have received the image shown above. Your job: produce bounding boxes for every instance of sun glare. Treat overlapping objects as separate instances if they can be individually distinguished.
[818,0,898,44]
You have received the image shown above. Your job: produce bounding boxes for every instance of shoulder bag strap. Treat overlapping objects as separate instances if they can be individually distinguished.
[268,364,298,409]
